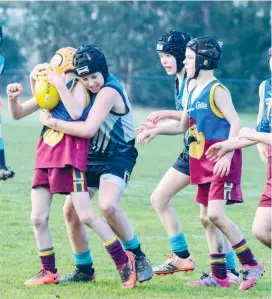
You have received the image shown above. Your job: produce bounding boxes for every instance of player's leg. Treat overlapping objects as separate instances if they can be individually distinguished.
[61,192,96,283]
[252,175,271,248]
[0,100,15,180]
[71,191,137,289]
[252,207,271,248]
[98,173,152,283]
[151,166,195,275]
[63,167,136,289]
[223,237,240,284]
[24,184,59,285]
[187,200,231,288]
[207,191,264,291]
[188,184,241,288]
[93,179,136,288]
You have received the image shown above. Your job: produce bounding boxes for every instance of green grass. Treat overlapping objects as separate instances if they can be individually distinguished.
[0,105,271,299]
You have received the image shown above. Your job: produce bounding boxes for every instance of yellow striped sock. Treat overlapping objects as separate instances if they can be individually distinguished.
[104,237,118,248]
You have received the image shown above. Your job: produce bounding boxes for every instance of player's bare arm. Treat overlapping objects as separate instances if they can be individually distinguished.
[256,82,268,162]
[41,87,117,138]
[214,86,241,139]
[239,127,272,145]
[7,83,39,120]
[46,66,87,120]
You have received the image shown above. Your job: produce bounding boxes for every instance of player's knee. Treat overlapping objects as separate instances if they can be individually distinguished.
[99,202,118,218]
[77,212,95,227]
[63,202,77,223]
[207,211,221,226]
[199,214,210,228]
[150,192,159,209]
[31,213,48,228]
[252,223,271,244]
[150,191,168,211]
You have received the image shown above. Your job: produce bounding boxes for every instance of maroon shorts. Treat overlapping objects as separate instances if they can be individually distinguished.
[196,181,243,207]
[259,156,272,208]
[32,166,88,195]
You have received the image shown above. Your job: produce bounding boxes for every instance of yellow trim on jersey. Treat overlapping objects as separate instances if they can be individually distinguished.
[191,77,216,103]
[209,83,231,119]
[39,249,54,256]
[234,243,248,254]
[69,78,90,108]
[210,258,226,264]
[103,237,118,248]
[43,128,64,147]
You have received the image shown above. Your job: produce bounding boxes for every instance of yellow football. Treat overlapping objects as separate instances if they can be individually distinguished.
[34,65,63,110]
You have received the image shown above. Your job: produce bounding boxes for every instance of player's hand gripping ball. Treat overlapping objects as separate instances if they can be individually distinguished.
[34,65,63,110]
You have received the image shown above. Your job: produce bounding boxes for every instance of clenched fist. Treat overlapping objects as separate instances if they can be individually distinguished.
[6,83,23,100]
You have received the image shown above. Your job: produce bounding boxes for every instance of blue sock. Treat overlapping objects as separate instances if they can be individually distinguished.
[121,235,140,250]
[121,235,145,257]
[170,233,190,258]
[74,249,94,276]
[0,138,7,169]
[74,249,93,266]
[226,250,236,272]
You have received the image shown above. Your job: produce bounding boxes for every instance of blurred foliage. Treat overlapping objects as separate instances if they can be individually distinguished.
[0,1,271,111]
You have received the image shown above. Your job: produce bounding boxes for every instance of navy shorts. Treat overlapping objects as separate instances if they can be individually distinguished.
[172,148,190,176]
[86,159,135,193]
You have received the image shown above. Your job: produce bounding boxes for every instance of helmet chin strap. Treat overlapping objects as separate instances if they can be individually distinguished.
[192,55,200,79]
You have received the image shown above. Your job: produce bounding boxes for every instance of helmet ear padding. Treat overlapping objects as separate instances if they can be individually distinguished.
[157,30,191,72]
[73,44,109,82]
[187,36,222,78]
[52,47,76,73]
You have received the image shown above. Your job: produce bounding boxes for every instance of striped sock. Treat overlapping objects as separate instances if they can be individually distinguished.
[233,239,257,266]
[226,250,236,272]
[170,233,190,259]
[104,238,128,270]
[39,247,56,273]
[210,254,227,279]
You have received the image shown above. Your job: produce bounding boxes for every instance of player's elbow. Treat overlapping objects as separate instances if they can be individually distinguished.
[70,114,81,121]
[12,113,23,120]
[69,107,84,121]
[81,127,96,139]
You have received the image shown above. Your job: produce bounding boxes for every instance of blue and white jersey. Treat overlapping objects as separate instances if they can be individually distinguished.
[87,74,138,165]
[256,79,272,133]
[175,75,189,111]
[175,75,190,160]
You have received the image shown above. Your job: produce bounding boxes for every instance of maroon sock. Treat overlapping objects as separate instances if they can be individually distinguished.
[233,239,258,266]
[210,254,227,279]
[39,249,57,273]
[105,239,128,270]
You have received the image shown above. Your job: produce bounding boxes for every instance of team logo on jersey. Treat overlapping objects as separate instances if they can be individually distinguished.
[196,101,208,109]
[188,119,205,160]
[42,128,64,147]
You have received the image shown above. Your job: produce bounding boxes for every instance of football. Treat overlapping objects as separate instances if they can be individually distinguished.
[34,65,63,110]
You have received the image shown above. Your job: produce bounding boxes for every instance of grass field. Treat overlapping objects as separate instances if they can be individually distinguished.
[0,104,271,299]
